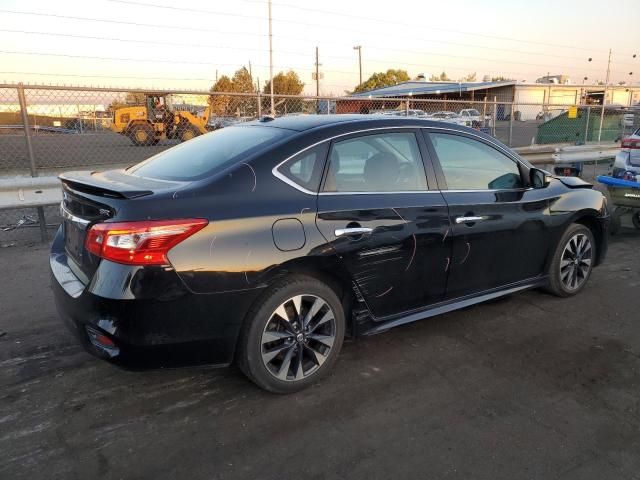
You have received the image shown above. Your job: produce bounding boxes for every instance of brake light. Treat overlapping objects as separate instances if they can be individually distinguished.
[621,138,640,149]
[85,219,208,265]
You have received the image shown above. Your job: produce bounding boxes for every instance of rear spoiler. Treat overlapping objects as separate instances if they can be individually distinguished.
[58,170,175,199]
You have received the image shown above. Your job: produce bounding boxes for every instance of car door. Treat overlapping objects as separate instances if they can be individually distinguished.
[315,129,451,319]
[423,129,552,299]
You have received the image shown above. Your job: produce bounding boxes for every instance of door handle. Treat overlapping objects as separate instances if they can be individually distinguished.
[334,227,373,237]
[455,216,485,224]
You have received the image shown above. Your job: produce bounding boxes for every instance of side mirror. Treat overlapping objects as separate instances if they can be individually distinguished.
[530,168,552,188]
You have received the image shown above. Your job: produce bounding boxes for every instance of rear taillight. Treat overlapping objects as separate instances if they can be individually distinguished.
[85,219,208,266]
[621,138,640,149]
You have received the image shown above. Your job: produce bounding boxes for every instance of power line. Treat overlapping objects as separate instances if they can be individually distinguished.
[107,0,633,57]
[0,70,350,90]
[0,9,268,38]
[0,50,358,75]
[1,9,634,71]
[0,27,629,80]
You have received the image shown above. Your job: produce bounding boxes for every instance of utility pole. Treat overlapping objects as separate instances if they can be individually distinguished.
[268,0,274,116]
[315,46,321,97]
[597,48,612,142]
[353,45,362,86]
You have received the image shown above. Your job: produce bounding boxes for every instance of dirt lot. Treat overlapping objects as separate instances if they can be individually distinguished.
[1,228,639,480]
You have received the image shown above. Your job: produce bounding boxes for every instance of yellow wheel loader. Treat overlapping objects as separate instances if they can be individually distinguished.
[110,93,212,146]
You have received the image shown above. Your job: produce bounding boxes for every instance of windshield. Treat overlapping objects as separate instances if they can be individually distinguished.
[128,125,289,181]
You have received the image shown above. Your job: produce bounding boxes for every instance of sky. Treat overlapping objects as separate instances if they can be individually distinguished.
[0,0,638,95]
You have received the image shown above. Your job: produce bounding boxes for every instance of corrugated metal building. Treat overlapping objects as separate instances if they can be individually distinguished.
[340,80,640,120]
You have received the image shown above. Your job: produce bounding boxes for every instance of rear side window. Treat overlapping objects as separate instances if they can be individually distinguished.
[429,133,522,190]
[276,143,328,192]
[323,132,427,192]
[129,125,289,181]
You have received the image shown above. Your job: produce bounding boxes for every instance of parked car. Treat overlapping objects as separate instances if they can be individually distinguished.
[612,128,640,177]
[459,108,492,128]
[621,113,635,128]
[430,111,471,127]
[369,109,400,116]
[392,109,430,118]
[51,115,609,393]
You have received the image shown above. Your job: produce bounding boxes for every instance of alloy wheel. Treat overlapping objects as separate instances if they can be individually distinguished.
[261,294,336,382]
[560,233,592,291]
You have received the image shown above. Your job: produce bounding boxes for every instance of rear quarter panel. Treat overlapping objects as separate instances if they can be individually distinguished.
[165,130,337,294]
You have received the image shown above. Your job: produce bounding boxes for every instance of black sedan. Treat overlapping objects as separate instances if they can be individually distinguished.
[51,115,609,393]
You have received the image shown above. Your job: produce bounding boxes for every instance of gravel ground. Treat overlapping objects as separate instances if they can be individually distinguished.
[0,225,639,480]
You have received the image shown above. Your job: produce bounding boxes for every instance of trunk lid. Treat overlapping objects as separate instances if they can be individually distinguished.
[59,169,185,279]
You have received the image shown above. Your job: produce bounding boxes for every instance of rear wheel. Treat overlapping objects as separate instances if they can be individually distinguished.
[178,124,200,142]
[546,223,595,297]
[237,275,345,393]
[128,124,155,146]
[632,211,640,230]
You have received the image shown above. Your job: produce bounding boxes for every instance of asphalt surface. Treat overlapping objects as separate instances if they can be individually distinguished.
[1,225,639,479]
[0,121,543,174]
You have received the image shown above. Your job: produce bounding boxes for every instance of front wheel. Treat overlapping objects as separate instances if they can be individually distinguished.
[178,124,200,142]
[237,276,345,393]
[546,223,595,297]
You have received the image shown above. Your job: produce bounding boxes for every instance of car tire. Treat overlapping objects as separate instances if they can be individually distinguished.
[237,275,345,393]
[546,223,596,297]
[632,211,640,230]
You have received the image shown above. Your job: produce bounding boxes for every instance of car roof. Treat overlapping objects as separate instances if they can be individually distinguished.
[243,114,469,132]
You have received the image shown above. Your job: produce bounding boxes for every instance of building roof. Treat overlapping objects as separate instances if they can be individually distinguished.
[351,80,516,98]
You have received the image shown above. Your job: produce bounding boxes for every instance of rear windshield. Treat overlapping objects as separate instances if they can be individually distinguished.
[128,125,289,181]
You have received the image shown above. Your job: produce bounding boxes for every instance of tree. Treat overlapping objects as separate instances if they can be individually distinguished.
[263,70,305,115]
[108,92,146,111]
[231,66,255,94]
[125,92,146,104]
[429,71,451,81]
[263,70,304,96]
[208,66,257,117]
[491,76,514,82]
[209,75,234,116]
[352,69,410,93]
[461,72,476,82]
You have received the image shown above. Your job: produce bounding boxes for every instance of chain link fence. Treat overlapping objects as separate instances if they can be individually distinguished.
[1,83,636,245]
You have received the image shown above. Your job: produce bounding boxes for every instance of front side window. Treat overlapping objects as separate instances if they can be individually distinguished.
[323,132,427,192]
[429,133,522,190]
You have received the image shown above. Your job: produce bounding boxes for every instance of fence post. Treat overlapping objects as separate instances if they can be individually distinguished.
[492,96,497,136]
[597,103,605,143]
[584,106,591,142]
[482,97,487,127]
[257,92,262,118]
[405,98,409,115]
[508,102,514,147]
[17,83,47,242]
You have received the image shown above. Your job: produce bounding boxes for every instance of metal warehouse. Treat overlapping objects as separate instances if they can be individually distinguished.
[339,80,640,121]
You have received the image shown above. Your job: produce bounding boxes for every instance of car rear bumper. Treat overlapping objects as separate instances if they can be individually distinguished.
[49,226,262,365]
